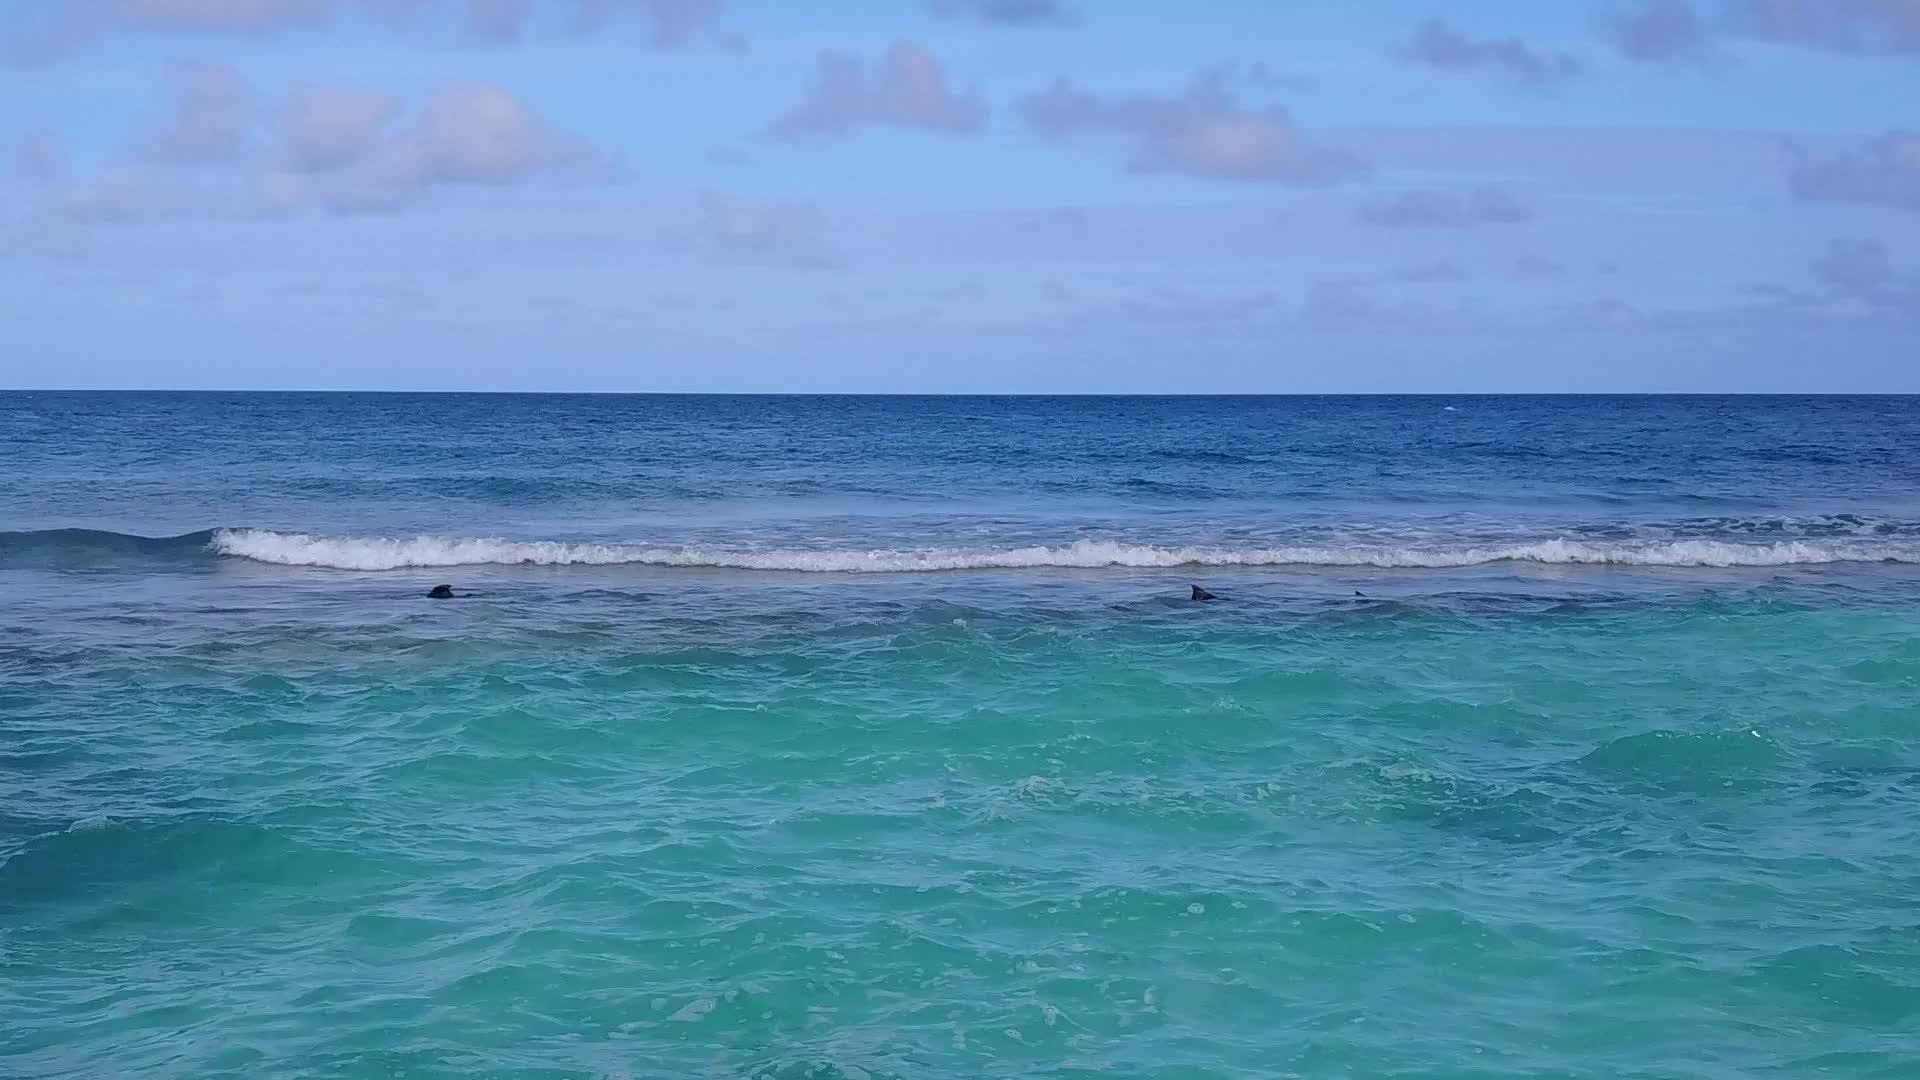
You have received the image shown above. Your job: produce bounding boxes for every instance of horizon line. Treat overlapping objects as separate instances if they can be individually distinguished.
[6,388,1919,397]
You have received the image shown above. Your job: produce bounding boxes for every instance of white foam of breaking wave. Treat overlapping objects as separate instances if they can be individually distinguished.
[207,530,1920,572]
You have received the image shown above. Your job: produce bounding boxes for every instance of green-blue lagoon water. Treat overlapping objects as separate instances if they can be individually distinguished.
[3,394,1917,1078]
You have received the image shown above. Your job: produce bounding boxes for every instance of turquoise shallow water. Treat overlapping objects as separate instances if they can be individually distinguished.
[4,394,1920,1078]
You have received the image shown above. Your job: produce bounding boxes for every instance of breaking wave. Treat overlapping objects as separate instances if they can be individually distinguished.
[7,528,1918,574]
[202,529,1920,572]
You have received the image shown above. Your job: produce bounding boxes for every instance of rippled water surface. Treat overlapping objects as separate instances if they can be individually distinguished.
[3,393,1918,1078]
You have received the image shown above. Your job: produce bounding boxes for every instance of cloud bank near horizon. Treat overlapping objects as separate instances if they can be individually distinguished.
[1,0,1915,391]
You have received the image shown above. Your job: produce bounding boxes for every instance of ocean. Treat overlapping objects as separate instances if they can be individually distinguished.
[2,392,1917,1079]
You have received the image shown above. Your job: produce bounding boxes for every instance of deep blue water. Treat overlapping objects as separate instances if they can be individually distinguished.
[7,394,1920,553]
[3,393,1918,1079]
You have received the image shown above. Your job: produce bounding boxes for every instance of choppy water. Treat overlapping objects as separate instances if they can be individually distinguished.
[3,393,1919,1079]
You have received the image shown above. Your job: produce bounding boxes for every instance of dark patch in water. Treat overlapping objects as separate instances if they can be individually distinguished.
[0,528,217,570]
[0,816,318,913]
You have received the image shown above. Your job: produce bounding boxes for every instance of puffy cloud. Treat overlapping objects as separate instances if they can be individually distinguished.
[0,7,97,67]
[703,145,756,166]
[1733,0,1920,54]
[1811,236,1892,292]
[1357,186,1533,227]
[29,0,724,51]
[1395,18,1584,91]
[1395,260,1470,284]
[1610,0,1920,59]
[109,0,334,32]
[415,84,578,182]
[6,131,66,183]
[1740,280,1819,308]
[1788,130,1920,210]
[1809,237,1914,312]
[1018,75,1363,184]
[270,78,610,190]
[1116,286,1277,323]
[1206,60,1319,94]
[261,83,594,213]
[768,41,984,139]
[575,0,727,48]
[143,61,253,165]
[660,191,834,267]
[278,85,399,171]
[3,2,331,68]
[465,0,530,42]
[45,165,209,223]
[1298,280,1396,328]
[1605,0,1731,68]
[1552,297,1644,326]
[927,0,1076,26]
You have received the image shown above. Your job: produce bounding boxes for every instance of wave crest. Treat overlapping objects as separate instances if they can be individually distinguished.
[207,529,1920,573]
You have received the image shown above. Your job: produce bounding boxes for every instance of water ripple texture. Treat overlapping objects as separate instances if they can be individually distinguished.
[3,393,1918,1079]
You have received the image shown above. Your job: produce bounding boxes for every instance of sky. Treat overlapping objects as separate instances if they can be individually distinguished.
[0,0,1916,392]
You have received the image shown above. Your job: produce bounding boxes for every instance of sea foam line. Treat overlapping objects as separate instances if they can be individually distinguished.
[207,529,1920,572]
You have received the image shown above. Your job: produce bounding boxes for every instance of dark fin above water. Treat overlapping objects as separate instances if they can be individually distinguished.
[427,584,454,599]
[1190,585,1218,602]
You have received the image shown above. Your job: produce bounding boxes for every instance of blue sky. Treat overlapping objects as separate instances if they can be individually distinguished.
[1,0,1915,391]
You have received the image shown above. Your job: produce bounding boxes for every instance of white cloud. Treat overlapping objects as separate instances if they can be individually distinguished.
[663,190,835,266]
[1357,186,1533,228]
[576,0,727,47]
[1018,74,1362,184]
[464,0,530,42]
[262,83,596,213]
[6,131,67,183]
[1395,260,1470,284]
[1733,0,1920,54]
[927,0,1076,27]
[1810,236,1915,312]
[278,85,399,172]
[1789,130,1920,210]
[143,61,253,164]
[1605,0,1733,69]
[109,0,334,32]
[1395,18,1584,91]
[47,165,210,222]
[768,41,984,139]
